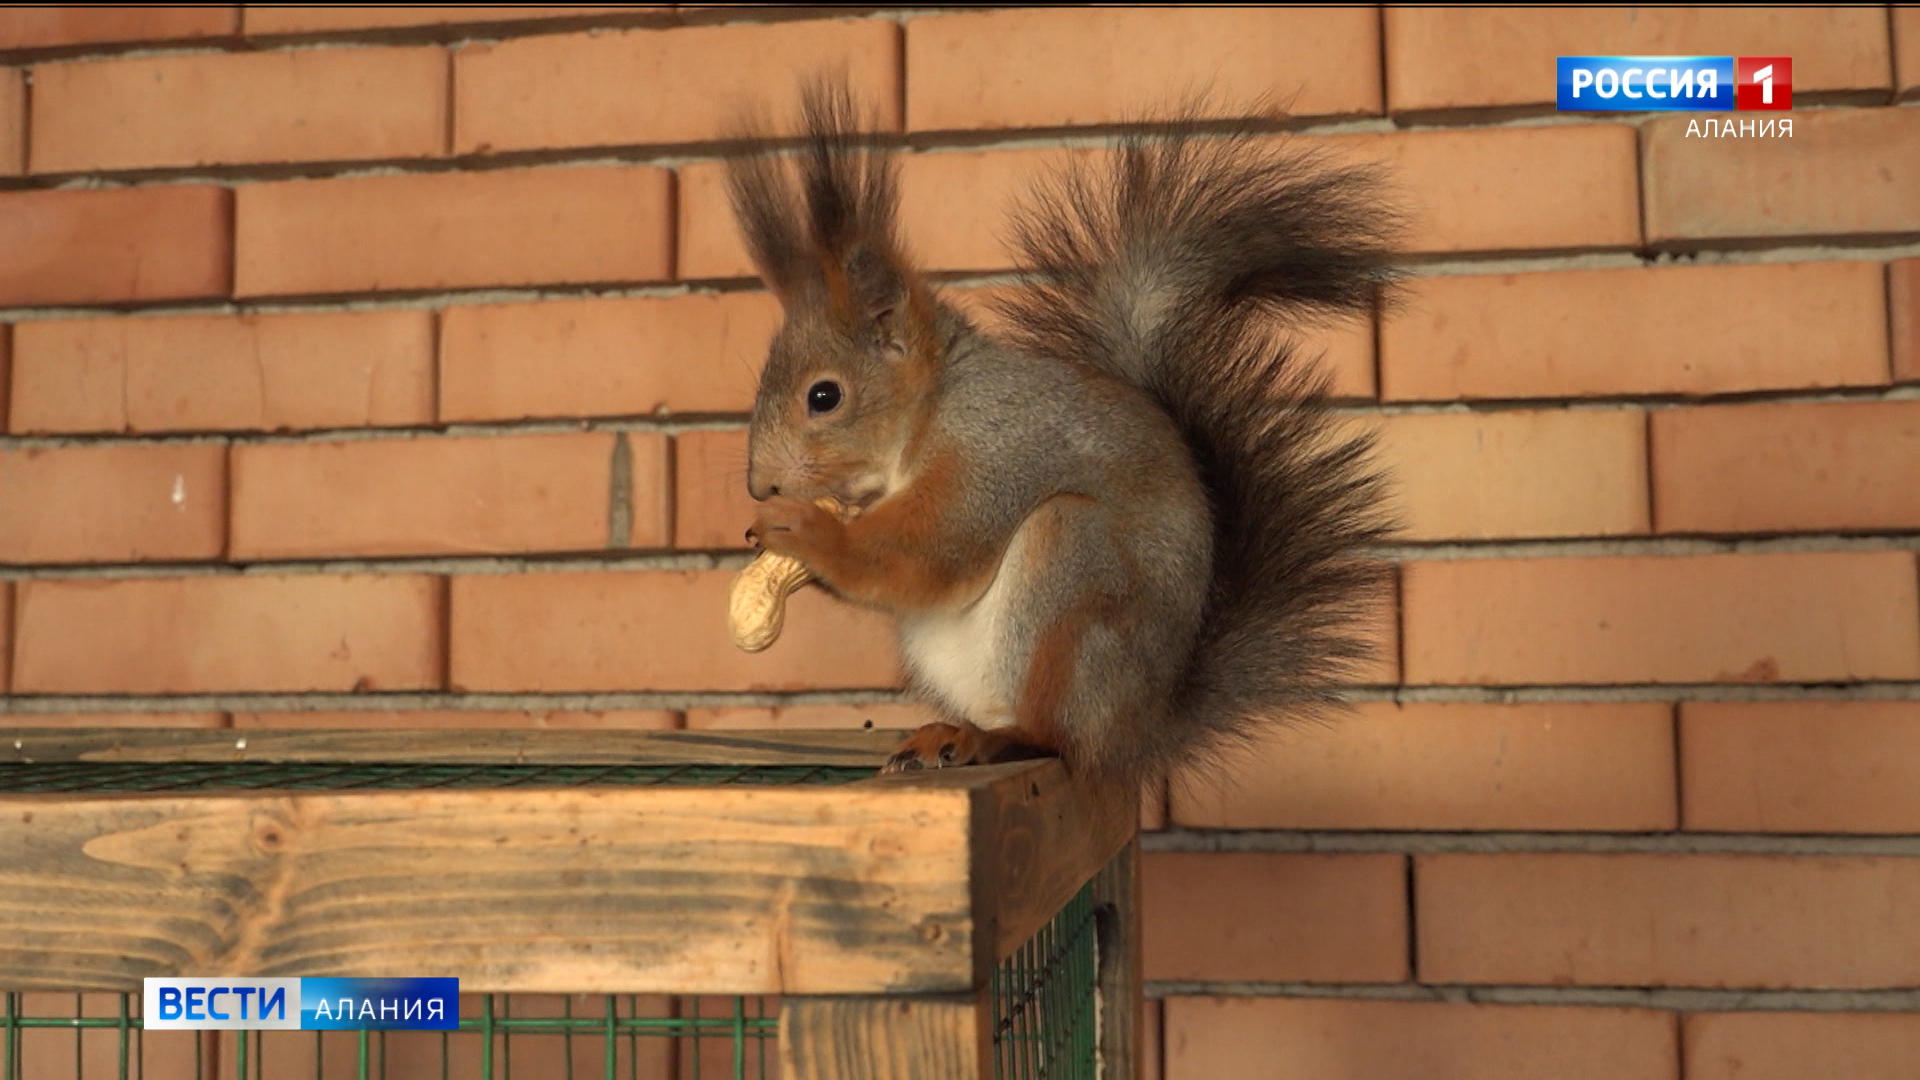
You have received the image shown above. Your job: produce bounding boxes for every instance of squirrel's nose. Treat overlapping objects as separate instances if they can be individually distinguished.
[747,474,779,501]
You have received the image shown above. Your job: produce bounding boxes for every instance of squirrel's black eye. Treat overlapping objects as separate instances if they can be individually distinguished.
[806,380,843,416]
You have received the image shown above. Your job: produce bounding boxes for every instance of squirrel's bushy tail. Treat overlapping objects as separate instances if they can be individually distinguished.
[993,120,1403,768]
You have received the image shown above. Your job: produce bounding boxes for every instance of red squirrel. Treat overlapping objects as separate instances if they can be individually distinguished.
[733,81,1401,786]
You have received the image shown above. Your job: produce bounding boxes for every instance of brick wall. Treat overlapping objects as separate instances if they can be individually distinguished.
[1,6,1918,1078]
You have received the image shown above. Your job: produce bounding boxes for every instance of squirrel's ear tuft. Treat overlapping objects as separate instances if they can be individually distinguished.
[728,74,935,354]
[725,145,810,303]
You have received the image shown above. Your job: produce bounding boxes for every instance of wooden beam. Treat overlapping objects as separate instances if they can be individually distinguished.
[0,781,981,994]
[2,727,899,767]
[0,742,1136,1004]
[961,761,1136,977]
[780,993,987,1080]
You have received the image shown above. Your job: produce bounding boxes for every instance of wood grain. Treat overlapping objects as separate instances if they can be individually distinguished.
[0,783,975,994]
[1,741,1136,1013]
[963,761,1137,979]
[781,993,987,1080]
[3,726,899,766]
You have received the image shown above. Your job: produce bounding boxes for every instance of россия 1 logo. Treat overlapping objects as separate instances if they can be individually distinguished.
[1557,56,1792,138]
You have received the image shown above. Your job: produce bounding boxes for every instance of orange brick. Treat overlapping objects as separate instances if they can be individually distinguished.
[1686,1012,1920,1080]
[675,427,750,549]
[1404,551,1920,685]
[679,147,1076,279]
[1374,409,1648,540]
[952,283,1379,399]
[1380,261,1889,401]
[0,186,230,306]
[438,293,776,422]
[0,443,225,564]
[1144,853,1406,982]
[1681,701,1920,833]
[930,126,1640,272]
[243,6,656,34]
[0,7,237,50]
[1418,852,1920,988]
[234,166,670,297]
[32,47,446,173]
[1645,108,1920,246]
[1142,1000,1162,1080]
[14,575,443,693]
[1174,702,1677,831]
[450,570,899,692]
[1291,319,1377,400]
[231,432,659,559]
[686,703,929,730]
[1386,8,1890,114]
[1165,997,1676,1080]
[906,8,1380,132]
[1653,399,1920,534]
[895,148,1076,275]
[1900,6,1920,99]
[1336,125,1640,255]
[233,709,675,729]
[1892,259,1920,384]
[10,311,434,434]
[1,711,224,728]
[0,68,21,173]
[1355,568,1400,686]
[456,19,900,154]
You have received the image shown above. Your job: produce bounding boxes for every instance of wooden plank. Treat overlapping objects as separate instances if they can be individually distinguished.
[780,993,987,1080]
[0,781,993,995]
[2,727,899,767]
[962,761,1137,977]
[1094,838,1142,1080]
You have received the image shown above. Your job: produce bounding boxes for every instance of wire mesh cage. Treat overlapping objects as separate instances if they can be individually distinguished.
[0,728,1139,1080]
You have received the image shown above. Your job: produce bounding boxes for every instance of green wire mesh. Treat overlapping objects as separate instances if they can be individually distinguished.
[2,993,777,1079]
[990,877,1101,1080]
[3,878,1106,1080]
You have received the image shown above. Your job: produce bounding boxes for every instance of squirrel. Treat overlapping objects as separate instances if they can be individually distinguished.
[731,80,1402,788]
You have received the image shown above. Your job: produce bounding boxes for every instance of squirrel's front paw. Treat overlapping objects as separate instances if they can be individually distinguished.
[748,496,842,562]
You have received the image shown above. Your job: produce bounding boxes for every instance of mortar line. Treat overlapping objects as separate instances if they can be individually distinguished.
[8,531,1920,582]
[607,433,634,550]
[5,681,1920,719]
[6,382,1920,452]
[1142,830,1920,857]
[0,100,1908,196]
[2,235,1918,326]
[1670,702,1688,831]
[1402,854,1419,984]
[1,236,1916,329]
[1143,981,1920,1013]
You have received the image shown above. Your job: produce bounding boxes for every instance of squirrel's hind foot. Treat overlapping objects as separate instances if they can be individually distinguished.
[880,721,1055,774]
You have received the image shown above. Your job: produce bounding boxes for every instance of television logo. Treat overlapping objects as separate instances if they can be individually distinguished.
[142,977,459,1031]
[1558,56,1792,112]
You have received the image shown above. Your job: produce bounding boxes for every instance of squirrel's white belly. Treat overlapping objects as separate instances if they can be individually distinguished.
[897,563,1021,730]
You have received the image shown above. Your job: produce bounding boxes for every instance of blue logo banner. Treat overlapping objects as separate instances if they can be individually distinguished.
[143,977,460,1030]
[1557,56,1736,111]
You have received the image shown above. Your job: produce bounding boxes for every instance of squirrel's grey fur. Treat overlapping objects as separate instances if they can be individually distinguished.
[729,79,1401,786]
